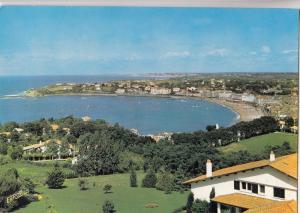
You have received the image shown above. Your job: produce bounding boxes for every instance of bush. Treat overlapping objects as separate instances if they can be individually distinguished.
[192,199,209,213]
[20,177,35,193]
[103,184,112,194]
[45,164,65,189]
[142,169,157,188]
[102,200,115,213]
[186,192,194,213]
[172,206,186,213]
[129,168,137,187]
[8,146,23,160]
[0,155,11,165]
[78,178,89,190]
[155,169,174,194]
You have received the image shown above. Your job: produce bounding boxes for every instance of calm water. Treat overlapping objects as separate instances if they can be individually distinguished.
[0,76,237,134]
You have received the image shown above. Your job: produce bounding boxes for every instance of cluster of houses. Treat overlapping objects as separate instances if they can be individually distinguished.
[23,139,75,157]
[111,81,259,104]
[184,152,297,213]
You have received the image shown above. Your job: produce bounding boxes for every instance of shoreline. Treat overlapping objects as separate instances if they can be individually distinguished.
[22,92,264,123]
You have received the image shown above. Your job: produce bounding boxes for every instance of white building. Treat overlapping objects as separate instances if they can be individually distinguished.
[150,87,171,95]
[184,153,297,213]
[218,91,232,100]
[172,87,181,93]
[115,88,126,94]
[242,93,256,103]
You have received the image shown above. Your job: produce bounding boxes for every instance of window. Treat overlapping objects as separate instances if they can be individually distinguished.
[242,182,246,189]
[251,184,258,194]
[274,187,285,199]
[247,183,252,190]
[234,181,240,190]
[260,185,265,194]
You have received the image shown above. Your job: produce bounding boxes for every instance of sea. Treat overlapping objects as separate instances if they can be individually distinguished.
[0,75,238,135]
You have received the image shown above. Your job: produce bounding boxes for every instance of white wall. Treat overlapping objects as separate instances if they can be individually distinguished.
[191,167,297,202]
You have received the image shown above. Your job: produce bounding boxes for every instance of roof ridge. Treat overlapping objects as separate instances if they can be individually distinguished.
[184,153,297,184]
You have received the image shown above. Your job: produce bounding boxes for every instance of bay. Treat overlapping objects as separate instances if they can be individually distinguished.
[0,76,238,135]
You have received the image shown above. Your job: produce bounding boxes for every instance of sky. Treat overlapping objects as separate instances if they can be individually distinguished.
[0,7,298,75]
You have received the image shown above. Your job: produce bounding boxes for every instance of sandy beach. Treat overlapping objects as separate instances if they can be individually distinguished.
[207,98,264,122]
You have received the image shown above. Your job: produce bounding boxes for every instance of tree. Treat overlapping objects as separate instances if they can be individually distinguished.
[102,200,115,213]
[0,143,8,155]
[45,164,65,189]
[0,169,20,197]
[192,199,209,213]
[59,141,70,158]
[8,146,23,160]
[76,132,121,176]
[186,192,194,213]
[23,122,44,136]
[206,125,216,132]
[103,184,112,194]
[142,169,157,188]
[129,168,137,187]
[78,178,89,191]
[209,187,216,212]
[155,169,174,194]
[45,140,59,159]
[209,187,215,199]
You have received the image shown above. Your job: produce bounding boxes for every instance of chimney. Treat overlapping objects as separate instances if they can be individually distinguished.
[270,151,275,162]
[206,159,212,177]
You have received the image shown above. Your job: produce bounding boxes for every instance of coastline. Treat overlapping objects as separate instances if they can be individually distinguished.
[207,98,264,122]
[23,92,264,123]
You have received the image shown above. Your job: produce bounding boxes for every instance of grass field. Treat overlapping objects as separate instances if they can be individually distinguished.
[14,172,187,213]
[0,160,73,184]
[219,132,298,154]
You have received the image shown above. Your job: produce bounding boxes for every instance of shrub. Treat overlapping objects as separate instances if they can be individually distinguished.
[155,169,174,194]
[0,155,10,165]
[142,169,157,188]
[129,168,137,187]
[45,164,65,189]
[103,184,112,194]
[186,192,194,213]
[78,178,89,190]
[192,199,209,213]
[20,177,35,193]
[172,206,186,213]
[102,200,115,213]
[209,187,215,199]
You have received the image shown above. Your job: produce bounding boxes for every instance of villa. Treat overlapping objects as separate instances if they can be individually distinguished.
[23,139,74,157]
[184,152,297,213]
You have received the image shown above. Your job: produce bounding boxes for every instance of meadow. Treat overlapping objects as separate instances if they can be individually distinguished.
[219,132,297,154]
[14,172,188,213]
[0,160,73,184]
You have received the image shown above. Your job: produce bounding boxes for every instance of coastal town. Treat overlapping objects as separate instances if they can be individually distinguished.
[25,73,298,122]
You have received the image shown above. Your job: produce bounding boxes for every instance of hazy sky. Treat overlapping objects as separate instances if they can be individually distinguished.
[0,7,298,75]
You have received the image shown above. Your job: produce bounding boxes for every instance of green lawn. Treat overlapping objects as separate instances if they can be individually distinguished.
[0,160,73,184]
[219,132,298,154]
[14,172,187,213]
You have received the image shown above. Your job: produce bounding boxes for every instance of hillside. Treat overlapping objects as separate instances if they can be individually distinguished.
[219,132,297,155]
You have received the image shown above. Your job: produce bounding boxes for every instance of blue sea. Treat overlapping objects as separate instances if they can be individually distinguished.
[0,76,238,135]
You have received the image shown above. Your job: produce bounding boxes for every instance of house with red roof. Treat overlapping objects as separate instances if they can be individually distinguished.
[184,152,297,213]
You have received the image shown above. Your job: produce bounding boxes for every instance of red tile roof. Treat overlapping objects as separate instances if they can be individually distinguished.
[184,153,297,184]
